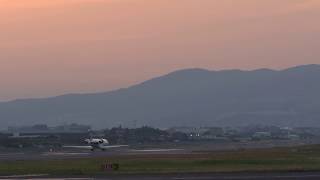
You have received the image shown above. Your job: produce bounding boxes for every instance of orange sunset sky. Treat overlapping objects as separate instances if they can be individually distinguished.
[0,0,320,101]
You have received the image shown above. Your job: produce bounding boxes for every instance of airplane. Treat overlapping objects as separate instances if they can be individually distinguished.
[63,138,128,151]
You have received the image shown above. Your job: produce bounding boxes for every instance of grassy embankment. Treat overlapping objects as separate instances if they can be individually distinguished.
[1,145,320,175]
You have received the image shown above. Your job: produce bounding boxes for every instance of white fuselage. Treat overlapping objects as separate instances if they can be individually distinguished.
[85,138,110,150]
[63,138,127,151]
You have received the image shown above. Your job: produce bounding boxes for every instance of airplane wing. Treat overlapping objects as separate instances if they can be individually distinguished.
[63,146,93,149]
[101,145,129,149]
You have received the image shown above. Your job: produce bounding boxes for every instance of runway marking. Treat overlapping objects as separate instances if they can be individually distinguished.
[131,149,185,152]
[0,174,48,178]
[173,174,320,180]
[0,174,94,180]
[27,178,93,180]
[42,152,90,156]
[0,153,25,156]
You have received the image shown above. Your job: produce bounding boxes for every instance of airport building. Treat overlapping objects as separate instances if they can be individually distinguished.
[7,123,91,135]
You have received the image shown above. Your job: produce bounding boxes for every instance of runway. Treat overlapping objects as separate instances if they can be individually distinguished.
[3,172,320,180]
[1,139,318,161]
[1,150,320,179]
[1,145,320,179]
[0,149,189,161]
[108,172,320,180]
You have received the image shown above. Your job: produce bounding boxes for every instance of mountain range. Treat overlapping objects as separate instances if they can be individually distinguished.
[1,64,320,129]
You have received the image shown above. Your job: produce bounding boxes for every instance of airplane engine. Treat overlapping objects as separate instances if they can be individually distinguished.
[102,139,109,145]
[85,139,91,144]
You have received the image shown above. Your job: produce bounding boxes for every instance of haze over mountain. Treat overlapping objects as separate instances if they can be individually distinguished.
[1,64,320,129]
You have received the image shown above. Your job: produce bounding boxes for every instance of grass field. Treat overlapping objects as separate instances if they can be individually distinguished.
[1,145,320,176]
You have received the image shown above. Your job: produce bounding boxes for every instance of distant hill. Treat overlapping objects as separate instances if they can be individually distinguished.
[1,64,320,129]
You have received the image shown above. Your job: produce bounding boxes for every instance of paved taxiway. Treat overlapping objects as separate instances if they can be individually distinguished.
[3,172,320,180]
